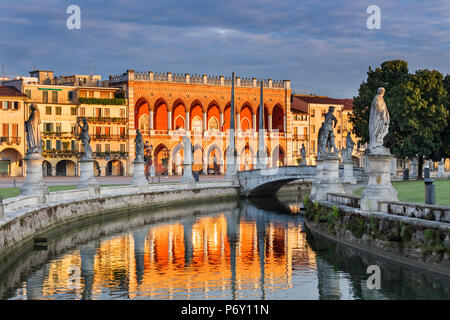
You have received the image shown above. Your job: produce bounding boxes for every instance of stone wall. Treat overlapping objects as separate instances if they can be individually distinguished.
[303,197,450,275]
[0,182,238,261]
[379,201,450,223]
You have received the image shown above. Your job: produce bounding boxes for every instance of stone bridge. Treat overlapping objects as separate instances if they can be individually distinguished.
[237,166,316,197]
[237,165,366,197]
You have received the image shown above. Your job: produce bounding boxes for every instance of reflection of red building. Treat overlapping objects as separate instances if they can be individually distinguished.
[37,214,317,299]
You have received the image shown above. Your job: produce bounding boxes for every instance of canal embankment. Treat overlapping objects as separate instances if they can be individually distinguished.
[0,181,239,263]
[303,193,450,277]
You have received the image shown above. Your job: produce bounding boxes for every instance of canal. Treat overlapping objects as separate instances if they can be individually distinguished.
[0,192,449,300]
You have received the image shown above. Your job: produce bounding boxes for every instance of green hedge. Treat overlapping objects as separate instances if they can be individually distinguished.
[79,97,126,105]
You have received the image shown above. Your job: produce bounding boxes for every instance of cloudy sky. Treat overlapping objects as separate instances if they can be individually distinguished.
[1,0,449,98]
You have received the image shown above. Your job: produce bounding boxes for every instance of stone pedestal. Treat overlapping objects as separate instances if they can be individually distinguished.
[361,153,398,211]
[341,160,356,184]
[309,159,323,197]
[256,151,267,170]
[20,154,48,201]
[78,159,99,190]
[437,160,445,178]
[180,162,195,183]
[310,153,344,201]
[131,160,148,186]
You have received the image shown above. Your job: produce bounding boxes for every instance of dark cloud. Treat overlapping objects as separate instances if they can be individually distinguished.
[0,0,449,98]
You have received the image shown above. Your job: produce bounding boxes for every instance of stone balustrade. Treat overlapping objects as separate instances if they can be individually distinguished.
[379,200,450,223]
[109,70,290,89]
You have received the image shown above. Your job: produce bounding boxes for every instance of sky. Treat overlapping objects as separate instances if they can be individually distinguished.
[0,0,449,98]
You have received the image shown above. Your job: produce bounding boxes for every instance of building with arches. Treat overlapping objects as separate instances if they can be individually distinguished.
[109,70,292,175]
[0,86,27,176]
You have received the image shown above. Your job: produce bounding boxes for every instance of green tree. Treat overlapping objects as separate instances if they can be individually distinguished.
[349,60,409,145]
[389,69,448,177]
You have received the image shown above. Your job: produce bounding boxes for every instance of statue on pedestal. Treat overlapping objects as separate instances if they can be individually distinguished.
[300,144,307,165]
[318,106,338,155]
[134,129,144,162]
[25,103,42,155]
[369,87,390,154]
[341,132,355,161]
[78,118,92,160]
[182,136,193,164]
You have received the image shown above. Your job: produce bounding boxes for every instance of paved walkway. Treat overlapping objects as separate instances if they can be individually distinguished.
[0,175,228,188]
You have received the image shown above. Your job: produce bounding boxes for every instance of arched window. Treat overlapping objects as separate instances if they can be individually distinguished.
[192,116,202,133]
[208,116,219,131]
[139,114,150,132]
[241,117,251,131]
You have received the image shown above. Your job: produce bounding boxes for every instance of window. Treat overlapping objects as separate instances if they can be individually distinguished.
[311,110,315,117]
[95,108,102,118]
[80,107,85,116]
[55,140,62,151]
[46,106,52,115]
[56,106,61,115]
[12,102,19,110]
[11,124,18,137]
[397,159,404,168]
[96,144,101,153]
[45,140,52,150]
[55,123,62,132]
[119,127,126,137]
[44,123,53,132]
[68,91,74,101]
[71,140,77,151]
[104,108,110,117]
[63,142,70,151]
[71,124,77,134]
[71,107,77,116]
[120,109,125,118]
[2,101,8,110]
[120,144,125,152]
[52,91,58,103]
[2,123,8,136]
[25,90,31,99]
[139,114,149,131]
[105,144,110,153]
[42,91,48,103]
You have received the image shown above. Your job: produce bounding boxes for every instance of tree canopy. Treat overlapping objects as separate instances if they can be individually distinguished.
[350,60,449,168]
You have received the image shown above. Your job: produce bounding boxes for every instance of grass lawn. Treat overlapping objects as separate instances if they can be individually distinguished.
[0,184,126,200]
[353,179,450,206]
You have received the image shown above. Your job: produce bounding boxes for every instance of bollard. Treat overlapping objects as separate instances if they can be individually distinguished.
[424,179,435,205]
[424,167,430,179]
[13,178,16,188]
[403,168,409,181]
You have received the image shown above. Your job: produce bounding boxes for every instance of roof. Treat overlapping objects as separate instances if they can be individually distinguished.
[0,86,28,98]
[291,94,353,112]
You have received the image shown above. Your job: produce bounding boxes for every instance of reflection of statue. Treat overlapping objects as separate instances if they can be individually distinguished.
[78,118,92,160]
[318,106,338,154]
[341,132,355,161]
[369,87,390,154]
[244,153,250,170]
[182,136,193,164]
[134,129,144,161]
[25,103,42,154]
[300,144,306,165]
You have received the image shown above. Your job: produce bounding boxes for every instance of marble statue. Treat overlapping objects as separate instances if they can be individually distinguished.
[78,118,92,160]
[341,132,355,161]
[182,135,193,164]
[25,103,42,155]
[369,87,390,154]
[134,129,144,161]
[300,144,307,165]
[318,106,338,154]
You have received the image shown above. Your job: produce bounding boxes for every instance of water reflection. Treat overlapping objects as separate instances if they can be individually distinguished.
[1,193,449,300]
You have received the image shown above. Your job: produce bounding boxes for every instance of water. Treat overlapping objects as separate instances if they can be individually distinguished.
[0,192,449,300]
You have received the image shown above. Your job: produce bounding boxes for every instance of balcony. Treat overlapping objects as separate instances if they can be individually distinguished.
[42,131,77,139]
[92,134,129,140]
[92,151,129,160]
[78,116,128,124]
[42,150,78,158]
[293,134,309,141]
[0,136,21,145]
